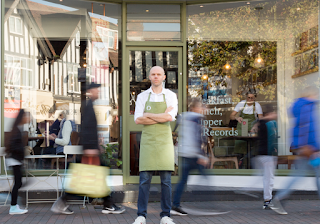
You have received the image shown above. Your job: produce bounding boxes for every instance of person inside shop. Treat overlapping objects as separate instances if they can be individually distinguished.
[50,82,125,215]
[230,89,263,168]
[41,110,63,168]
[132,66,178,224]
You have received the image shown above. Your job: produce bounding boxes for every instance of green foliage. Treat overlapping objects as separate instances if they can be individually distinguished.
[100,143,122,167]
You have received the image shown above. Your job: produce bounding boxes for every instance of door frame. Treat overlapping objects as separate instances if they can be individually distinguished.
[122,46,184,184]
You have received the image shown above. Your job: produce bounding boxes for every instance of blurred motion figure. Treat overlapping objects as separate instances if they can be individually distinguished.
[5,109,30,215]
[255,104,278,209]
[271,86,320,215]
[171,98,208,216]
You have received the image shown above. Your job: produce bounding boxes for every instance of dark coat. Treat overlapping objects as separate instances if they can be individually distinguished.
[80,99,99,150]
[8,127,25,162]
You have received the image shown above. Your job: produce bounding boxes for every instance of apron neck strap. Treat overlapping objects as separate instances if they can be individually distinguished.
[147,92,151,102]
[162,94,165,102]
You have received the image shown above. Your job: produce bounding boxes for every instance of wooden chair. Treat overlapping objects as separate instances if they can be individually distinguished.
[207,138,239,169]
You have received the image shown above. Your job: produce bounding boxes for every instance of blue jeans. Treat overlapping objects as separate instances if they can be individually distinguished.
[276,157,320,200]
[137,171,172,218]
[173,157,206,207]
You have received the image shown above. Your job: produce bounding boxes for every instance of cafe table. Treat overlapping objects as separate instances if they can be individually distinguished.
[24,155,64,208]
[219,136,258,169]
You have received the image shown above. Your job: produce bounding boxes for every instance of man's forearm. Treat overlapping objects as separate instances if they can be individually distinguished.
[145,113,172,123]
[135,117,158,125]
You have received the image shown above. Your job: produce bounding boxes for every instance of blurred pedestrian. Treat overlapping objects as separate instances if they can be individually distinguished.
[51,82,125,215]
[5,109,30,215]
[171,98,208,216]
[271,86,320,215]
[132,66,178,224]
[255,104,278,209]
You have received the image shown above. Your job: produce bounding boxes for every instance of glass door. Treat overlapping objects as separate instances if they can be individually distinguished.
[123,47,183,184]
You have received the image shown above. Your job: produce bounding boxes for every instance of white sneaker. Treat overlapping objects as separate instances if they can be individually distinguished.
[9,205,28,215]
[132,216,146,224]
[160,216,175,224]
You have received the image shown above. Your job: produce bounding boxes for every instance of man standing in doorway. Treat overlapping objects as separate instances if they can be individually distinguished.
[132,66,178,224]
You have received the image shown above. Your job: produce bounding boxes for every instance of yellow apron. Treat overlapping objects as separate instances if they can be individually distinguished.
[139,93,174,171]
[234,101,257,154]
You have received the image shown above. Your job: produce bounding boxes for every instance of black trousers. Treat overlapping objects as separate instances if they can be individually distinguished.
[11,165,22,206]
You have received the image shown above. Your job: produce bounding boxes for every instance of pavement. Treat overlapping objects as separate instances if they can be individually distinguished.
[1,200,320,224]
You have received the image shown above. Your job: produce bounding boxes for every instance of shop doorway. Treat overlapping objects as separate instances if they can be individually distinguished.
[123,47,183,184]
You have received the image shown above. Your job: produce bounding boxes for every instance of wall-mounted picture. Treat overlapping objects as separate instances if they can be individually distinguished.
[308,49,319,70]
[294,55,301,75]
[300,31,309,49]
[309,26,318,46]
[301,52,310,73]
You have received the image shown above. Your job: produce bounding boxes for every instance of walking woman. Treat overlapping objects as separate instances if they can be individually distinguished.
[5,109,30,215]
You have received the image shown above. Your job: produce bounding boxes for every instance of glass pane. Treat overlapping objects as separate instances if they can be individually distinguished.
[187,0,319,170]
[129,50,179,115]
[15,18,22,34]
[4,0,122,170]
[127,4,181,41]
[9,17,15,33]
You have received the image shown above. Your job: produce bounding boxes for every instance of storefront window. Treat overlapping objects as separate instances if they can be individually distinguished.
[127,4,181,41]
[187,0,319,169]
[4,0,122,170]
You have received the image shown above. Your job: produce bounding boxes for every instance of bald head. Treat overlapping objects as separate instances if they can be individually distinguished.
[149,66,166,88]
[149,66,165,76]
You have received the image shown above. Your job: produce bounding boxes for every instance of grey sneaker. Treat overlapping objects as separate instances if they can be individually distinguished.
[270,198,287,215]
[51,197,73,215]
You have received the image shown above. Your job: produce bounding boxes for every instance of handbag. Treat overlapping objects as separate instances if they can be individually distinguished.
[65,157,110,198]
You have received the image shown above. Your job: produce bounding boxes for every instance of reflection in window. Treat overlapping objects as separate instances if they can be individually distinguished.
[127,4,181,41]
[4,0,122,170]
[129,51,179,115]
[187,0,319,170]
[9,16,22,35]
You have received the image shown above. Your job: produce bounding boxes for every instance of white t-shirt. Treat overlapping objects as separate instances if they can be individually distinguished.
[234,100,263,116]
[134,87,178,122]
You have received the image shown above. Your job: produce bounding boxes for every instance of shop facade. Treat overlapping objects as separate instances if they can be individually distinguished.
[1,0,319,186]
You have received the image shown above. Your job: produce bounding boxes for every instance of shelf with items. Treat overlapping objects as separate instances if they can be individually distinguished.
[292,48,318,79]
[292,25,319,78]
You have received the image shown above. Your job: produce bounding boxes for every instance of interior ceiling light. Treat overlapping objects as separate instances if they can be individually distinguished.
[247,2,250,5]
[146,9,149,12]
[224,63,231,70]
[254,53,265,68]
[201,74,208,80]
[200,5,204,8]
[297,8,301,10]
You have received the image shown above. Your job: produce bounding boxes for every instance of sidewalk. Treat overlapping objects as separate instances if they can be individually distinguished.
[1,200,320,224]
